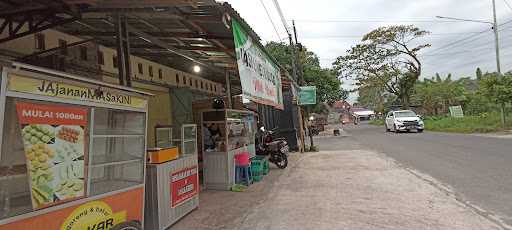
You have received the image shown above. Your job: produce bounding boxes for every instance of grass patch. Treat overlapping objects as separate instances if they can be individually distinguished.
[368,119,385,126]
[425,113,512,133]
[367,113,511,133]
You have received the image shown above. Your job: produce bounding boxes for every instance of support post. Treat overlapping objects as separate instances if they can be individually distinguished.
[115,13,125,86]
[122,15,132,87]
[297,107,306,152]
[225,70,232,109]
[115,13,132,86]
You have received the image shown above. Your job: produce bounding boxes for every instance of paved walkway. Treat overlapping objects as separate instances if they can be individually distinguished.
[171,144,501,229]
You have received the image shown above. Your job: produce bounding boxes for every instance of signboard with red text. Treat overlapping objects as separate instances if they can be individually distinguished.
[170,166,199,207]
[232,19,283,109]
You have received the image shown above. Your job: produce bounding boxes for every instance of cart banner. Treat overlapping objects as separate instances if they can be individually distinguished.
[171,166,199,207]
[16,102,88,210]
[0,187,144,230]
[232,19,283,110]
[60,201,126,230]
[8,74,147,109]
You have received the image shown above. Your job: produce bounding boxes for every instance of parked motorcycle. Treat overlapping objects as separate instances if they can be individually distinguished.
[256,127,289,169]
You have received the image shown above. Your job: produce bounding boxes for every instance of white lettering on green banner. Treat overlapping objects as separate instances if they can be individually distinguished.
[299,86,317,105]
[232,19,283,109]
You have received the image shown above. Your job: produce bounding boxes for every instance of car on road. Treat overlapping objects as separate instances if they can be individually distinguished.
[385,110,424,133]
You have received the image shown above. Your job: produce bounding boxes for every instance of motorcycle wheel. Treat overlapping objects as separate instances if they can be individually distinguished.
[275,154,288,169]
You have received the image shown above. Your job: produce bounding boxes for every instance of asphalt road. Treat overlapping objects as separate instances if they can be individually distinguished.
[316,123,512,227]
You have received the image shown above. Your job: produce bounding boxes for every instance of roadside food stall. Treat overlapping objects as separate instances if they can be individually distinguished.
[0,62,150,230]
[201,109,256,190]
[145,124,199,229]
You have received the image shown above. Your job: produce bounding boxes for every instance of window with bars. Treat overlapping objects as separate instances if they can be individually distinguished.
[79,46,88,61]
[138,63,143,75]
[97,51,104,65]
[35,33,45,50]
[59,39,67,55]
[113,56,118,68]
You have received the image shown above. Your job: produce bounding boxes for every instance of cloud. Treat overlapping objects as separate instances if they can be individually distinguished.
[225,0,512,102]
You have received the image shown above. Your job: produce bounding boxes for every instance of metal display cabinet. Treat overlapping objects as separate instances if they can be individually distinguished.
[145,124,199,230]
[0,62,150,229]
[201,109,256,190]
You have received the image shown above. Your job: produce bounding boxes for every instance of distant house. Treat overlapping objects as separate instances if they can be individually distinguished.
[351,107,375,121]
[331,100,352,113]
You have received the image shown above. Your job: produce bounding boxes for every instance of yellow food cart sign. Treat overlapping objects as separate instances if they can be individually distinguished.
[61,201,126,230]
[8,74,147,109]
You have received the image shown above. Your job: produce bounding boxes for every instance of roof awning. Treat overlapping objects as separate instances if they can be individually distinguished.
[0,0,290,107]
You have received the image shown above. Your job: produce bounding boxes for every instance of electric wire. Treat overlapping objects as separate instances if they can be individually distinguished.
[422,18,512,55]
[503,0,512,12]
[290,19,475,23]
[259,0,282,41]
[271,0,291,35]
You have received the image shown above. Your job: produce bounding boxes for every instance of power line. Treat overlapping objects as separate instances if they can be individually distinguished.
[423,29,491,55]
[423,18,512,55]
[290,19,473,23]
[259,0,282,41]
[298,32,491,39]
[271,0,290,35]
[503,0,512,11]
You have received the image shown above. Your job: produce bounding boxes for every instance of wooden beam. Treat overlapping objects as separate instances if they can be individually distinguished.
[61,29,232,40]
[124,23,224,74]
[0,15,79,43]
[174,9,235,58]
[82,0,211,10]
[128,44,230,53]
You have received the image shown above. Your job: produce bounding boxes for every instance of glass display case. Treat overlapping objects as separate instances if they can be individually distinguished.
[145,124,199,229]
[0,64,149,229]
[154,124,197,157]
[89,108,146,196]
[201,109,256,190]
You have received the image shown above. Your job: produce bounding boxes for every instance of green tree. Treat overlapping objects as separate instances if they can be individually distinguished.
[413,73,466,115]
[333,25,430,109]
[476,67,483,81]
[265,42,348,107]
[479,72,512,105]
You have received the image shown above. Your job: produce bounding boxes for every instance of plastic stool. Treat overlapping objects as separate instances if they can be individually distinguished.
[235,165,253,186]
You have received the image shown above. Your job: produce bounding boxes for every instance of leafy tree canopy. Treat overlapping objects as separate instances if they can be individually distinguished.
[265,42,348,106]
[333,25,430,108]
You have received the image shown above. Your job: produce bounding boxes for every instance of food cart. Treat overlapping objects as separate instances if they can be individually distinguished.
[201,109,256,190]
[0,62,150,230]
[145,124,199,230]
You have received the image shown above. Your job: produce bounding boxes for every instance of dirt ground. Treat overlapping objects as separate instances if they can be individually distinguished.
[171,148,502,230]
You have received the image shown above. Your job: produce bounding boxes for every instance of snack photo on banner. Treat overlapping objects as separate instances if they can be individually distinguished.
[15,102,88,209]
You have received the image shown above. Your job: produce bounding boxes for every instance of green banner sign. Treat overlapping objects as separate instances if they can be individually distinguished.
[232,19,283,109]
[299,86,317,105]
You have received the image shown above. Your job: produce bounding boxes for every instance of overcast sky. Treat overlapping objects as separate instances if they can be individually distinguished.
[225,0,512,102]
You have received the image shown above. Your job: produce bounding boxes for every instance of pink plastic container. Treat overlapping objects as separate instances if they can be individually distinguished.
[235,152,250,166]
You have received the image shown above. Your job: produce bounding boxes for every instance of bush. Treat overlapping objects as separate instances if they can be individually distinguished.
[368,119,385,126]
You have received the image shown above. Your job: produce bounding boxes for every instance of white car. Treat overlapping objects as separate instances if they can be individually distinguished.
[385,110,424,133]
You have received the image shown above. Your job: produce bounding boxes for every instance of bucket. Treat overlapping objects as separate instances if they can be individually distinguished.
[235,152,250,166]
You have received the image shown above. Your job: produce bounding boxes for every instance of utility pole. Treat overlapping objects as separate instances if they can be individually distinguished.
[492,0,506,127]
[437,0,506,128]
[292,20,303,84]
[291,20,310,150]
[492,0,501,74]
